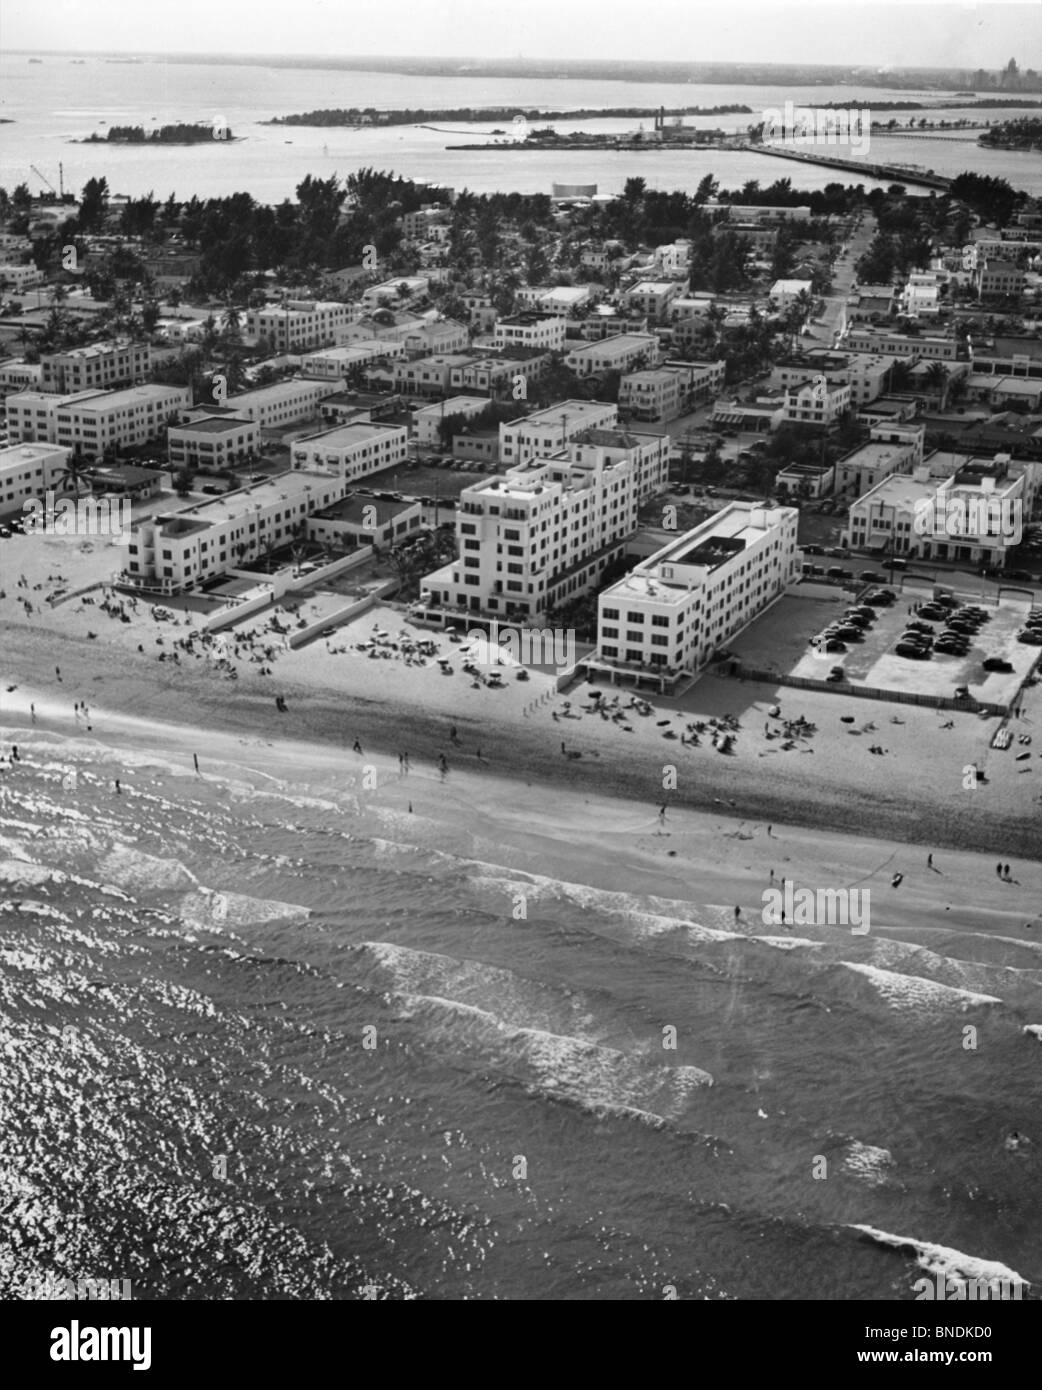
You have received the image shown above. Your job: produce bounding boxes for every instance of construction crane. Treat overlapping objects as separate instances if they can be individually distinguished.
[29,163,64,197]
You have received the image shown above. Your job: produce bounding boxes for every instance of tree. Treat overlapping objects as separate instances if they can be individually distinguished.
[57,454,94,495]
[173,467,194,497]
[78,176,110,234]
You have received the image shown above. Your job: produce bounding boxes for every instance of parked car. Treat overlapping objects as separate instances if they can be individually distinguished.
[859,570,884,583]
[1017,630,1042,645]
[803,544,825,555]
[983,657,1014,672]
[896,642,931,659]
[1004,569,1035,583]
[907,621,935,635]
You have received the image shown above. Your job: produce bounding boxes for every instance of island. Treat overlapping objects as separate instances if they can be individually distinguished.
[78,122,237,144]
[267,104,754,127]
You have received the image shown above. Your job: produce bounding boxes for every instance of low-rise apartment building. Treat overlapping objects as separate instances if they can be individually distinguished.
[123,471,350,593]
[298,342,405,378]
[564,333,660,378]
[307,493,423,548]
[494,312,567,352]
[783,378,852,428]
[414,396,489,446]
[360,277,430,310]
[393,353,477,398]
[842,459,1025,566]
[834,423,924,496]
[6,384,191,455]
[594,502,800,684]
[977,258,1026,301]
[0,442,70,519]
[448,350,551,395]
[0,263,46,292]
[622,281,681,321]
[843,327,961,360]
[619,359,726,423]
[246,301,356,352]
[41,340,152,394]
[167,410,260,471]
[421,429,670,620]
[290,421,409,482]
[499,399,619,467]
[225,379,331,430]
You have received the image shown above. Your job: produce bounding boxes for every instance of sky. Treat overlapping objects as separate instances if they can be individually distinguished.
[1,0,1039,69]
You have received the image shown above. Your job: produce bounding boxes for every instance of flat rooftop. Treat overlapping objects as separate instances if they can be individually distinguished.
[228,379,325,406]
[174,415,254,435]
[508,399,615,427]
[295,422,402,448]
[314,494,415,523]
[73,384,186,412]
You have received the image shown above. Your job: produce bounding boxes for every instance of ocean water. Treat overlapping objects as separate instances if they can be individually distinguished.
[1,55,1040,200]
[1,727,1039,1300]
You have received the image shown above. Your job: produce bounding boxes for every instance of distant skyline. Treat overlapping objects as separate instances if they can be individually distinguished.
[2,0,1041,71]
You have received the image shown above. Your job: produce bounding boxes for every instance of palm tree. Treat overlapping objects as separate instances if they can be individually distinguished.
[57,452,93,496]
[924,361,950,409]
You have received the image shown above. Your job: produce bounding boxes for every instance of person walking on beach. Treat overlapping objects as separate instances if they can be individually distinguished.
[403,752,409,773]
[439,754,448,778]
[450,724,458,744]
[734,906,741,921]
[997,862,1003,878]
[927,853,933,869]
[114,780,121,795]
[767,825,773,838]
[55,666,61,683]
[658,804,667,824]
[11,745,19,762]
[353,740,363,755]
[30,704,35,723]
[193,754,200,775]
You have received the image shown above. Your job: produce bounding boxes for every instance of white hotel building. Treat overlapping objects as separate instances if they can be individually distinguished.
[421,429,671,621]
[0,442,70,519]
[225,379,332,430]
[5,384,191,456]
[245,301,357,352]
[123,471,350,594]
[499,399,619,468]
[594,503,800,688]
[41,340,152,394]
[290,421,409,481]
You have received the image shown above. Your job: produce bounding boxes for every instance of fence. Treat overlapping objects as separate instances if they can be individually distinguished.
[286,578,398,649]
[726,663,1008,716]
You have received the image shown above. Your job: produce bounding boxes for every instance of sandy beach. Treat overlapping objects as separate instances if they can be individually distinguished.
[2,529,1041,869]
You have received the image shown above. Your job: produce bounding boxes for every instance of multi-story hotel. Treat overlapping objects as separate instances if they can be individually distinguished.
[499,399,619,468]
[5,385,191,456]
[290,421,409,481]
[123,471,350,594]
[783,378,852,428]
[41,340,152,394]
[843,458,1025,566]
[593,502,800,687]
[421,429,670,621]
[619,360,726,423]
[0,441,71,519]
[245,301,357,352]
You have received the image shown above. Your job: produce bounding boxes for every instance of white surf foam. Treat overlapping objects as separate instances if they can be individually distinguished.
[841,962,1002,1013]
[850,1224,1029,1290]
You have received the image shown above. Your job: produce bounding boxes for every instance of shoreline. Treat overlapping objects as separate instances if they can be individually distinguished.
[4,664,1040,946]
[3,614,1041,862]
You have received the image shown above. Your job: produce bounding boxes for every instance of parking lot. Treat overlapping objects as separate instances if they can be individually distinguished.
[729,584,1039,706]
